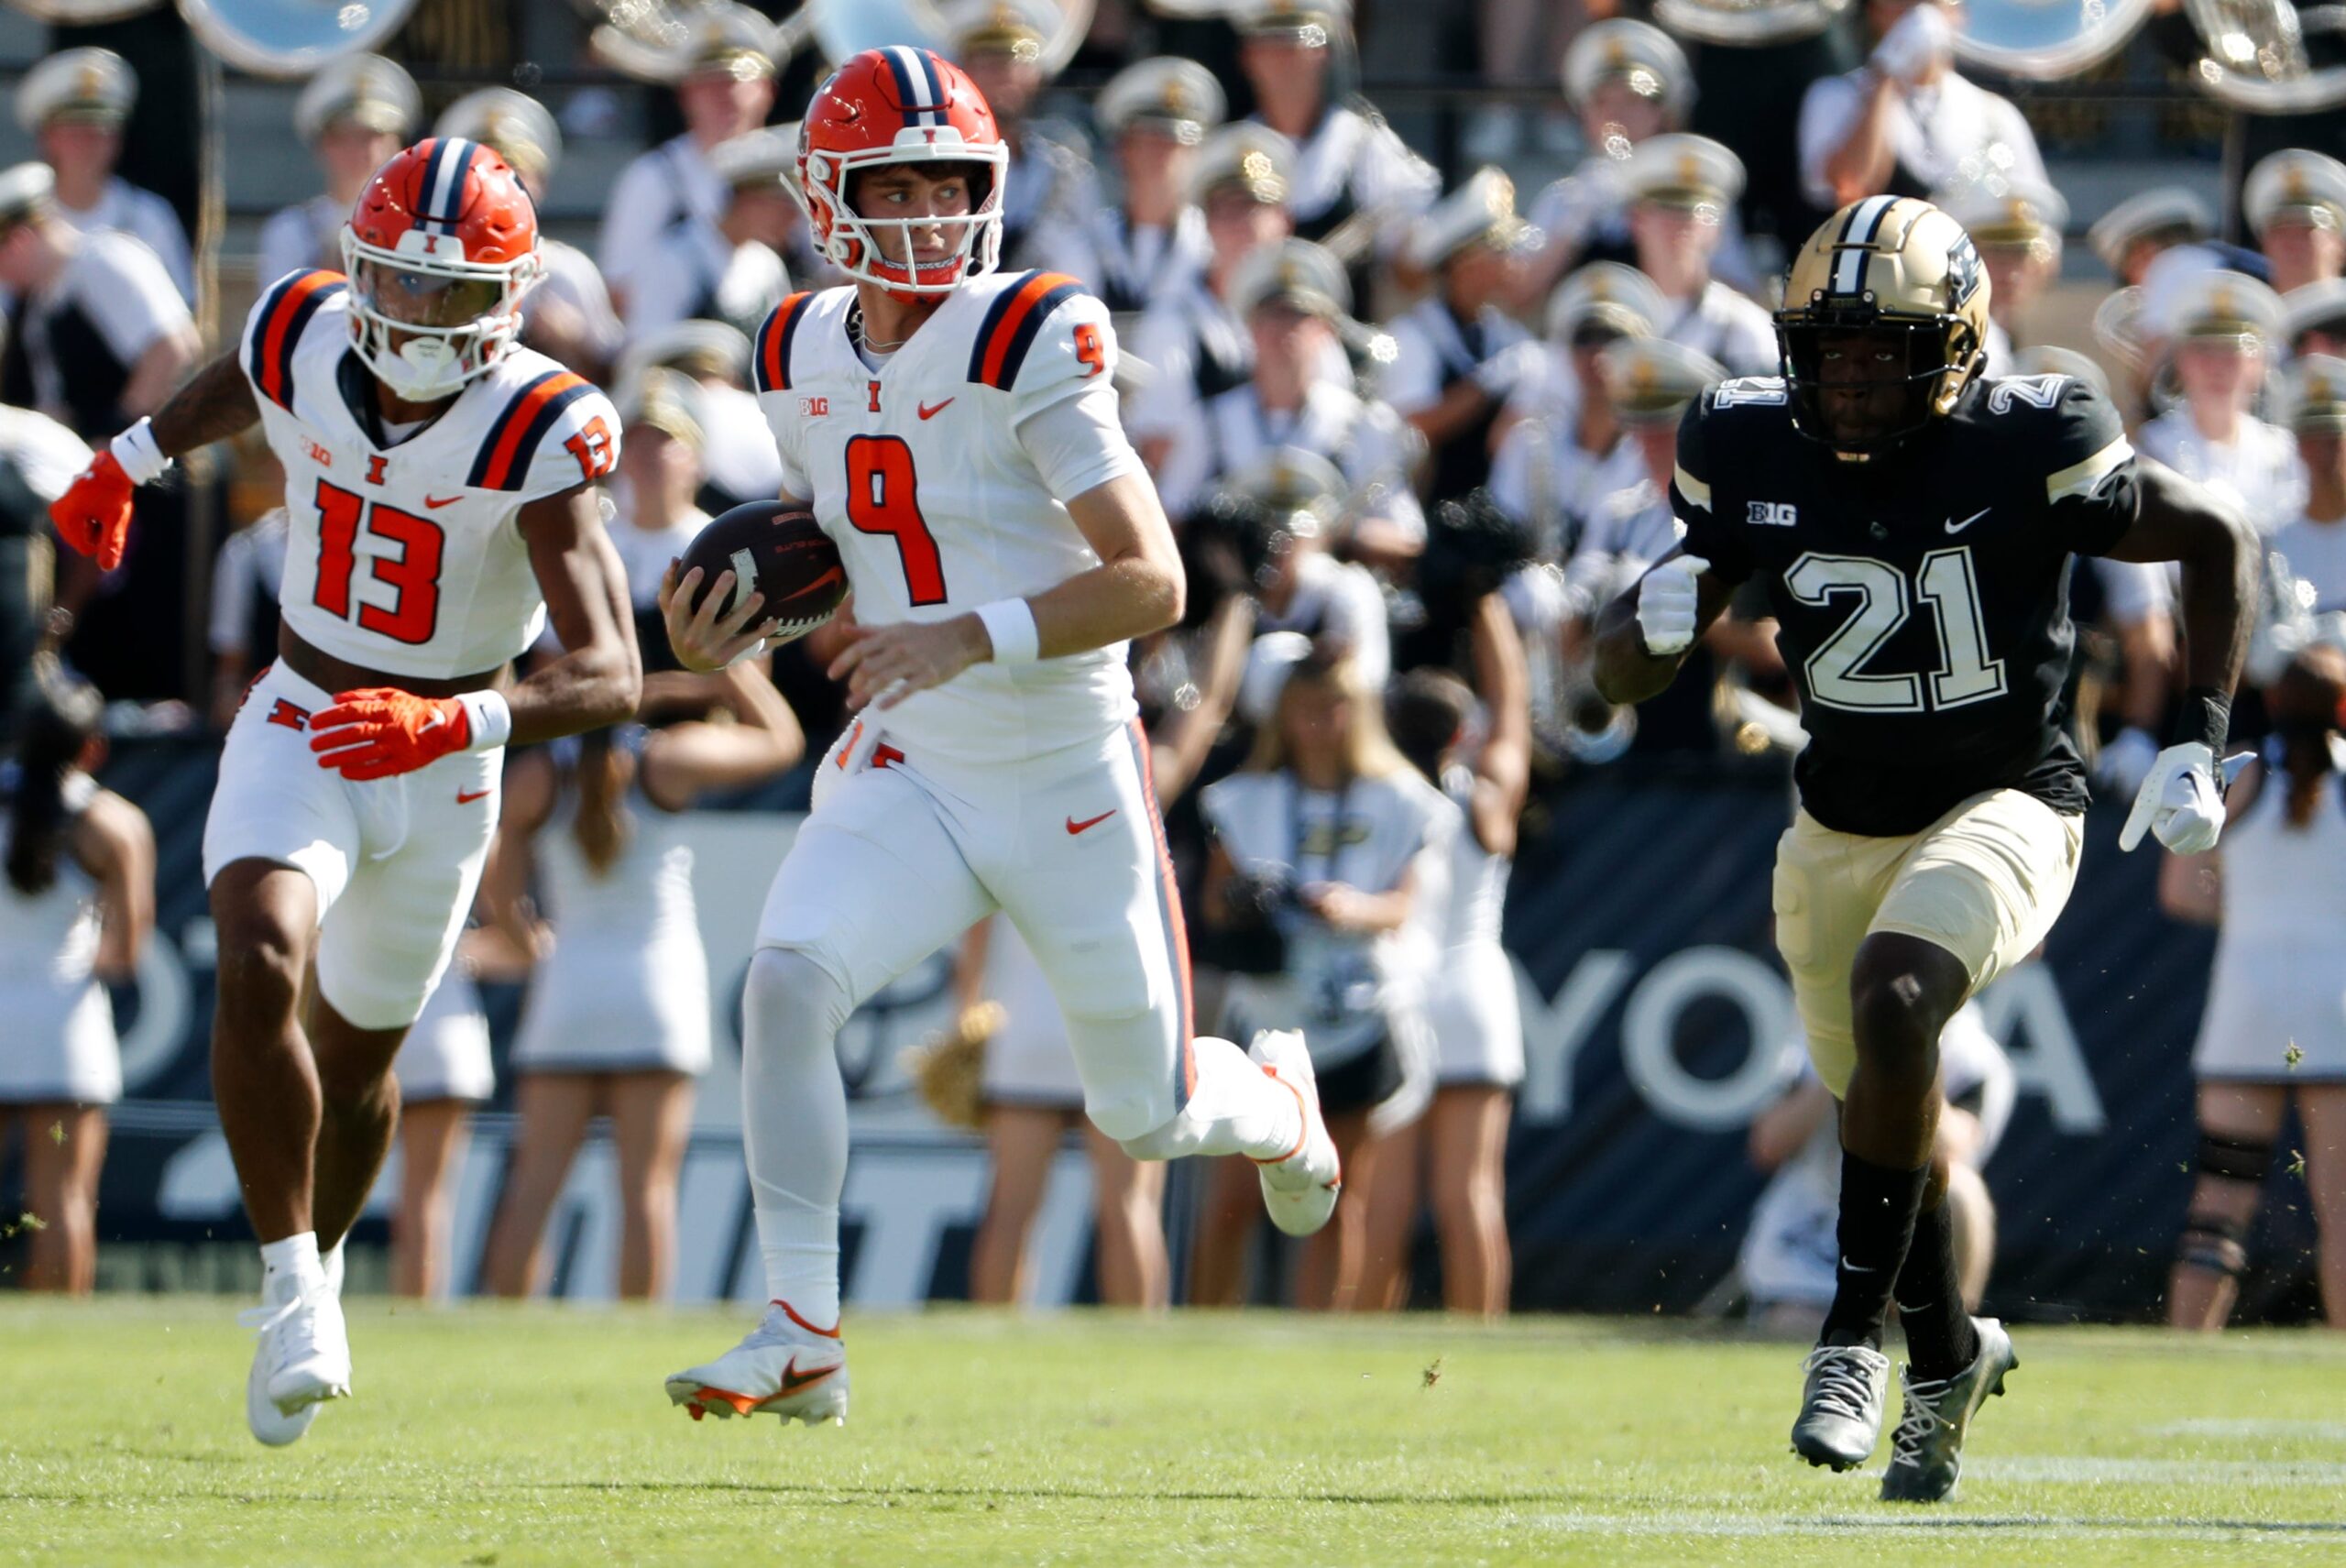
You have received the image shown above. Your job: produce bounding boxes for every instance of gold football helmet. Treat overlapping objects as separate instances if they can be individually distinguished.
[1776,196,1992,454]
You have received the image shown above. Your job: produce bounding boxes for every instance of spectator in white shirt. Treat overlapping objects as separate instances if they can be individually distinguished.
[258,55,417,287]
[2273,356,2346,614]
[1488,262,1661,555]
[1797,0,2046,215]
[1620,135,1776,378]
[1934,177,2068,368]
[597,3,780,317]
[2246,149,2346,302]
[15,49,192,303]
[624,129,796,343]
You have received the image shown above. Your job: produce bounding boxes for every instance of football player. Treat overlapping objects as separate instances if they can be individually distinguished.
[1595,197,2256,1500]
[660,47,1339,1424]
[49,139,639,1444]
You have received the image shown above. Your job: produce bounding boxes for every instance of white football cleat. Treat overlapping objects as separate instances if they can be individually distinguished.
[1247,1030,1341,1237]
[665,1300,849,1426]
[239,1278,351,1447]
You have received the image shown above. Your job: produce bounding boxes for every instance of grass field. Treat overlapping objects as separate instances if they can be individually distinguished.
[7,1300,2346,1566]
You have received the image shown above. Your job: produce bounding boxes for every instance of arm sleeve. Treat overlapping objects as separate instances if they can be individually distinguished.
[1012,291,1147,501]
[517,385,625,504]
[2037,379,2140,557]
[1671,394,1755,583]
[82,240,191,364]
[209,529,254,652]
[1376,317,1444,418]
[1796,74,1862,211]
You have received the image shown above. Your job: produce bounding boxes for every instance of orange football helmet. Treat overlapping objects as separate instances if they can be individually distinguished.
[798,47,1007,297]
[340,137,543,400]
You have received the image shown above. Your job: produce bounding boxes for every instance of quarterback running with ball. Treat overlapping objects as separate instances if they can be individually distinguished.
[1595,196,2254,1500]
[50,139,639,1445]
[660,47,1339,1425]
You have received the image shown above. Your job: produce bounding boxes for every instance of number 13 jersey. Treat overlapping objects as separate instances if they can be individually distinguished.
[1674,371,2140,836]
[239,269,621,681]
[752,270,1147,766]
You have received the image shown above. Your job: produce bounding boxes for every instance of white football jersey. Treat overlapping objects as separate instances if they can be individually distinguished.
[751,270,1146,764]
[238,269,621,681]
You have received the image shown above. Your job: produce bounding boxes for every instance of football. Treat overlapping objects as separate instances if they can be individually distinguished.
[676,500,847,645]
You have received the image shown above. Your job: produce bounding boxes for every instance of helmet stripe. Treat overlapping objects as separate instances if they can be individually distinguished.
[414,137,479,236]
[915,49,948,115]
[1832,194,1899,296]
[881,44,945,126]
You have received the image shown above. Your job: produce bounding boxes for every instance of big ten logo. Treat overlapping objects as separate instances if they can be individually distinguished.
[800,395,830,417]
[1515,948,2105,1133]
[304,438,333,467]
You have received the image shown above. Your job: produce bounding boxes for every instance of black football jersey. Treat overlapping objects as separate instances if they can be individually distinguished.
[1673,371,2140,836]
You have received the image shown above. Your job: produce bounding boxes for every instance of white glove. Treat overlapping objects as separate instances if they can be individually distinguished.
[2094,727,2160,797]
[1472,339,1547,402]
[1635,554,1707,657]
[2119,742,2252,854]
[1870,1,1953,83]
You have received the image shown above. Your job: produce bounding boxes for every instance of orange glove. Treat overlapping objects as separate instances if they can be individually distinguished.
[49,451,137,572]
[310,688,472,781]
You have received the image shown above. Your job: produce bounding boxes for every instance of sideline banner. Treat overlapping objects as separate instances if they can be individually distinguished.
[30,745,2231,1318]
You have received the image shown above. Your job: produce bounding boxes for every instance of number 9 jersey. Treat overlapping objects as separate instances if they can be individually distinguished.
[751,269,1147,765]
[239,269,621,681]
[1673,369,2139,838]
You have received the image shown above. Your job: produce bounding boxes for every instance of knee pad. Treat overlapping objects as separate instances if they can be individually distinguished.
[2199,1130,2275,1185]
[743,947,857,1046]
[2177,1212,2252,1279]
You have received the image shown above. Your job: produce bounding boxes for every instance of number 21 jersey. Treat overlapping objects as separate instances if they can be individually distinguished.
[751,270,1147,766]
[239,269,621,681]
[1674,372,2139,837]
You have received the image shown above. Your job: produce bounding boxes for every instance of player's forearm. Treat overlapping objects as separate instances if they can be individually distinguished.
[148,350,260,456]
[504,640,641,746]
[1592,591,1687,706]
[1020,553,1184,660]
[2138,465,2256,698]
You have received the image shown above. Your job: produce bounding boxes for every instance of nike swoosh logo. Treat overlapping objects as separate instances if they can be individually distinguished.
[1066,809,1118,836]
[783,565,846,602]
[456,788,492,805]
[917,398,955,421]
[1945,508,1990,533]
[780,1358,836,1395]
[424,494,464,510]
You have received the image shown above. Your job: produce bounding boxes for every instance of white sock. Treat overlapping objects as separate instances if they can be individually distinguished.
[322,1238,345,1295]
[1120,1036,1302,1162]
[741,948,854,1330]
[259,1232,325,1299]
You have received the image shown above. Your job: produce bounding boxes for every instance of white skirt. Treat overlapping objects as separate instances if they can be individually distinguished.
[510,934,712,1077]
[978,920,1083,1109]
[1423,942,1525,1088]
[393,963,495,1104]
[2194,938,2346,1082]
[0,980,119,1104]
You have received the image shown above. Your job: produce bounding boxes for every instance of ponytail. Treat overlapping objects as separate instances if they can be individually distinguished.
[7,656,104,896]
[569,727,633,878]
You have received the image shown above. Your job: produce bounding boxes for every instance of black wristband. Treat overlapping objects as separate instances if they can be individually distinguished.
[2172,686,2231,753]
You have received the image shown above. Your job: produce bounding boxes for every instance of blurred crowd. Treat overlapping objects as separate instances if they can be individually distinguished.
[6,0,2346,1318]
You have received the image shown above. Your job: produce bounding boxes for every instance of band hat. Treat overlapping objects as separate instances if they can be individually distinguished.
[2285,278,2346,348]
[615,320,755,402]
[1233,0,1348,47]
[1937,174,2069,252]
[1229,236,1350,321]
[2165,267,2286,348]
[2087,186,2214,274]
[1598,335,1727,422]
[16,48,135,133]
[945,0,1056,61]
[1097,57,1226,146]
[1238,630,1318,727]
[1561,19,1692,120]
[685,3,782,81]
[2282,354,2346,433]
[1405,166,1540,272]
[2246,148,2346,238]
[0,161,56,226]
[435,89,563,182]
[1190,124,1296,207]
[294,54,419,144]
[1546,260,1668,344]
[1620,132,1744,214]
[2007,345,2112,402]
[710,126,798,189]
[618,367,707,453]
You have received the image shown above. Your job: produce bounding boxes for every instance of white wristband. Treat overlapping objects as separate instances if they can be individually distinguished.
[975,598,1040,666]
[455,689,513,751]
[110,419,170,487]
